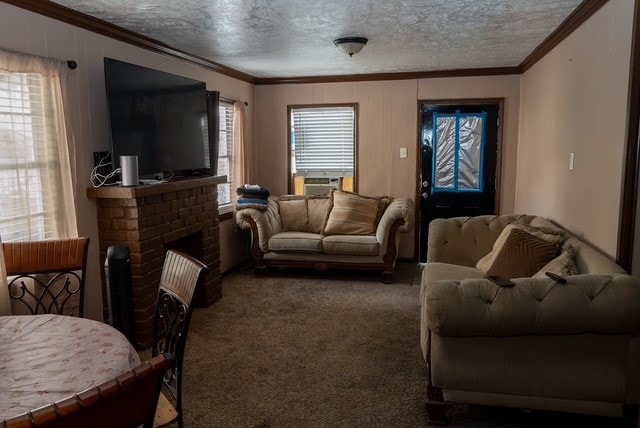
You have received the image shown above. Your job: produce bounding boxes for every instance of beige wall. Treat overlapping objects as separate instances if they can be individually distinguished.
[0,2,255,320]
[255,75,521,258]
[4,0,633,299]
[517,0,634,257]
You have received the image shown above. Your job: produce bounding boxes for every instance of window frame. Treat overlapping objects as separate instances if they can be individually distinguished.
[287,103,359,195]
[0,70,60,241]
[217,99,234,214]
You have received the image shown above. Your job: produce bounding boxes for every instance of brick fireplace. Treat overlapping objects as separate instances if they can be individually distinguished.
[87,176,225,348]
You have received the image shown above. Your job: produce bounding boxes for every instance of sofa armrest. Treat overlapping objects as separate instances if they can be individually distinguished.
[425,274,640,337]
[376,198,414,245]
[235,199,281,254]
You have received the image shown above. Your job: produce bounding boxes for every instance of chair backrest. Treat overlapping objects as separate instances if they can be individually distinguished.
[3,238,90,317]
[0,353,173,428]
[152,250,209,424]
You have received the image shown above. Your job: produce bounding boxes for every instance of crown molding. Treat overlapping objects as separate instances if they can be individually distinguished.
[519,0,609,72]
[254,67,521,85]
[1,0,256,84]
[3,0,608,85]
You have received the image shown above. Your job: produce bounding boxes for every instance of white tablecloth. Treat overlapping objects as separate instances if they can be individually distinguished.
[0,314,141,419]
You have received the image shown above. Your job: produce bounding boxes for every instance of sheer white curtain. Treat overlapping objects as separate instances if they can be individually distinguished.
[231,101,249,203]
[0,48,78,241]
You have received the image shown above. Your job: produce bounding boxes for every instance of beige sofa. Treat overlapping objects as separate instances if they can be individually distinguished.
[420,214,640,424]
[235,191,414,282]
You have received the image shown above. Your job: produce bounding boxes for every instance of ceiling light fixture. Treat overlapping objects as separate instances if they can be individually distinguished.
[333,37,368,57]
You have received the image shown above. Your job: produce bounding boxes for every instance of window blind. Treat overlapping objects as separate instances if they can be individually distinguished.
[292,107,354,177]
[0,71,57,241]
[217,101,234,207]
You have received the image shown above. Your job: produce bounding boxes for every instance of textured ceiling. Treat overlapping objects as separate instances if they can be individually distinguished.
[50,0,584,79]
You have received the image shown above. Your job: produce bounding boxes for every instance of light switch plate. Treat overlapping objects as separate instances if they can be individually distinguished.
[569,152,575,170]
[400,147,408,158]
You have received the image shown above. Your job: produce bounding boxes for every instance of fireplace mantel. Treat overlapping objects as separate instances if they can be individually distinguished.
[87,176,226,348]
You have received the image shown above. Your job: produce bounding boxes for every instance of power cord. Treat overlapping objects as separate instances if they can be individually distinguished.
[90,152,120,187]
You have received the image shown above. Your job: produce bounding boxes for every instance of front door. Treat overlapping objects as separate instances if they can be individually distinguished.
[419,102,500,262]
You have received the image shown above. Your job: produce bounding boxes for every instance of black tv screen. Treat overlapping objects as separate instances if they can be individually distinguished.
[104,57,213,176]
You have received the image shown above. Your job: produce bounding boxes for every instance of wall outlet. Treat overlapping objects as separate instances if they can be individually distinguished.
[400,147,408,158]
[569,152,575,170]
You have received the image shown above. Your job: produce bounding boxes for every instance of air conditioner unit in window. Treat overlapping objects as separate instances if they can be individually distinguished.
[303,177,340,196]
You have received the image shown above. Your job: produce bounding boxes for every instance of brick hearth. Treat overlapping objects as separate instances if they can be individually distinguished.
[87,176,225,349]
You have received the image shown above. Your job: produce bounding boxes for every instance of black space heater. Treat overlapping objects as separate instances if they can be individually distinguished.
[104,245,137,345]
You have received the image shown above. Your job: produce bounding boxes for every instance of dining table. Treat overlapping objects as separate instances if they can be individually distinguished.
[0,314,141,420]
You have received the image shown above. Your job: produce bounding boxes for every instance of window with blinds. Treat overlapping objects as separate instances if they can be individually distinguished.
[217,101,234,208]
[290,106,355,179]
[0,71,57,241]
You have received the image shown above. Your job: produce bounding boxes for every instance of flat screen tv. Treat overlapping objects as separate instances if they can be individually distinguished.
[104,57,216,177]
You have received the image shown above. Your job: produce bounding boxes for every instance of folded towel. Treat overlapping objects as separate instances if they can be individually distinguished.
[236,186,270,199]
[236,198,269,205]
[242,184,262,190]
[235,200,268,211]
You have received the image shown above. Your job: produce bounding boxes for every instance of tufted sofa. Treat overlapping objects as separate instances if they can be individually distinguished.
[235,192,414,282]
[420,214,640,424]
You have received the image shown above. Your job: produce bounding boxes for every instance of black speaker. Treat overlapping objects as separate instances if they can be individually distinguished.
[104,245,137,345]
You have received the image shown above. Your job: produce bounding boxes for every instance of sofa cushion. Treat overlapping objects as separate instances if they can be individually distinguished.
[322,235,379,256]
[533,244,578,279]
[277,199,309,232]
[483,228,560,279]
[307,196,331,234]
[477,223,564,274]
[422,262,486,289]
[323,190,383,235]
[424,274,640,336]
[268,232,323,253]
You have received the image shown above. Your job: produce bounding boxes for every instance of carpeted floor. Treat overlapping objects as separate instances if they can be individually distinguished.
[179,263,635,428]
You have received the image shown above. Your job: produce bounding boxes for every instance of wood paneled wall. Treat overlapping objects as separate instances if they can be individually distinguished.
[518,0,634,258]
[0,2,254,319]
[255,75,521,259]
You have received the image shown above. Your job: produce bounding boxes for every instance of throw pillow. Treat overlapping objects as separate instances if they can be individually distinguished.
[323,190,383,235]
[476,222,567,273]
[532,244,578,279]
[277,199,309,232]
[511,220,568,245]
[484,228,560,279]
[307,195,331,234]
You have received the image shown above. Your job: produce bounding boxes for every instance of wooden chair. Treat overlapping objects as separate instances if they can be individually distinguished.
[3,238,90,317]
[152,250,209,428]
[0,353,173,428]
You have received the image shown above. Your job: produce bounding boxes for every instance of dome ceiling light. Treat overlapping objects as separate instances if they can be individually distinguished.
[333,37,368,57]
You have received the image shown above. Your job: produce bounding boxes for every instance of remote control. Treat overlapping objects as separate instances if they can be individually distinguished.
[487,275,515,287]
[544,272,567,283]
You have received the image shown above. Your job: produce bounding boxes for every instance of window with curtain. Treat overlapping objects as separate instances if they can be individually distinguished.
[217,100,234,209]
[0,49,77,242]
[289,105,356,195]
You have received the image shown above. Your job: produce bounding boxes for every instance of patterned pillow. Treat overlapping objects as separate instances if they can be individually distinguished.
[277,199,309,232]
[323,190,383,235]
[483,228,560,279]
[307,196,331,234]
[477,223,567,272]
[532,244,578,278]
